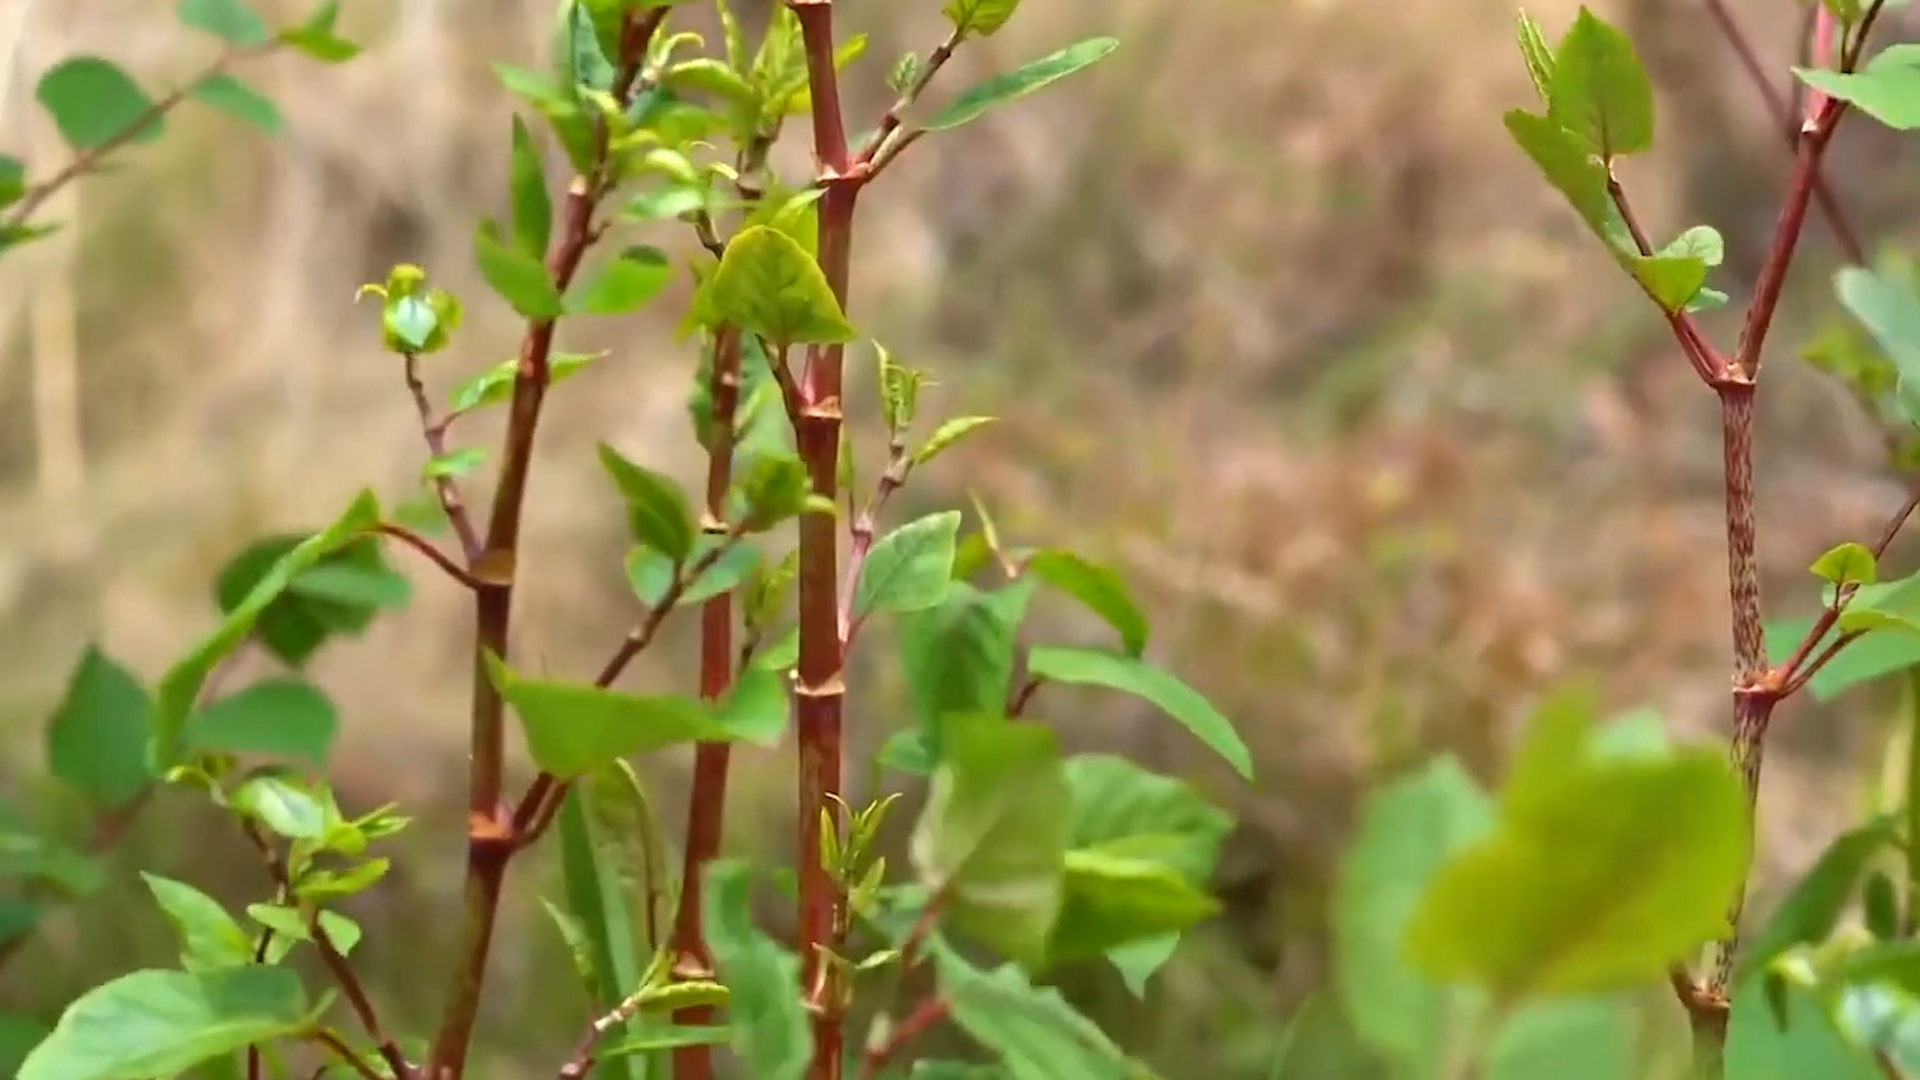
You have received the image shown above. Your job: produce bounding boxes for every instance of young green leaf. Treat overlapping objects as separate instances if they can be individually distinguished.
[229,771,327,840]
[596,443,698,562]
[925,38,1118,132]
[141,874,254,972]
[425,448,487,480]
[1836,265,1920,419]
[1795,45,1920,131]
[1024,550,1149,656]
[1332,757,1493,1069]
[910,714,1070,967]
[704,861,811,1080]
[625,536,761,608]
[1630,253,1707,313]
[1503,110,1617,244]
[1026,646,1251,780]
[17,967,311,1080]
[556,789,647,1080]
[914,415,997,466]
[177,0,270,46]
[188,75,281,133]
[36,58,163,152]
[897,581,1034,761]
[45,646,153,811]
[1812,542,1878,586]
[1404,741,1750,997]
[209,530,391,670]
[942,0,1023,37]
[154,492,379,768]
[487,655,766,777]
[179,678,338,766]
[568,246,672,315]
[704,226,856,345]
[474,223,564,318]
[1546,7,1655,157]
[451,350,603,413]
[855,510,962,617]
[1515,11,1556,105]
[507,115,552,258]
[1736,815,1898,986]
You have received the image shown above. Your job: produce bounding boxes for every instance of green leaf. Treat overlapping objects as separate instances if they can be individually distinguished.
[0,1015,51,1080]
[188,75,281,133]
[942,0,1023,37]
[556,787,646,1080]
[568,246,672,315]
[914,415,997,466]
[279,5,359,64]
[1503,109,1618,244]
[1045,849,1219,965]
[1813,542,1878,585]
[46,646,153,810]
[703,226,855,345]
[36,58,162,152]
[1545,6,1655,156]
[1631,226,1720,312]
[0,155,26,207]
[424,448,487,480]
[1515,11,1556,104]
[924,38,1118,132]
[897,581,1034,763]
[1063,754,1229,993]
[596,443,697,562]
[141,873,254,972]
[155,492,379,768]
[474,223,564,318]
[18,967,311,1080]
[1840,572,1920,635]
[487,655,765,778]
[625,536,761,608]
[1026,646,1251,780]
[208,532,394,672]
[1795,45,1920,131]
[1404,707,1751,998]
[180,678,338,765]
[1836,265,1920,424]
[704,861,810,1080]
[177,0,269,45]
[1482,999,1634,1080]
[598,1026,732,1058]
[714,665,789,745]
[1332,757,1493,1069]
[1726,980,1885,1080]
[506,115,552,258]
[1766,617,1920,701]
[1738,815,1897,985]
[856,510,961,617]
[1024,550,1148,656]
[936,950,1133,1080]
[910,715,1069,968]
[450,350,602,413]
[229,771,326,839]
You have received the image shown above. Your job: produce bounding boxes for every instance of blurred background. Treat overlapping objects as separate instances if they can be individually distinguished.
[4,0,1920,1076]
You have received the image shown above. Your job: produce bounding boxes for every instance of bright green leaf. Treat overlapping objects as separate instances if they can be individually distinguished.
[450,350,603,413]
[1503,109,1618,245]
[1483,999,1634,1080]
[17,967,311,1080]
[942,0,1022,37]
[855,510,961,617]
[180,678,338,765]
[36,58,162,152]
[897,581,1034,762]
[596,443,697,562]
[1795,45,1920,131]
[1025,550,1148,656]
[1026,646,1250,780]
[141,874,254,972]
[924,38,1118,132]
[1546,6,1655,156]
[507,114,552,258]
[488,655,764,778]
[704,226,855,345]
[568,246,672,316]
[910,714,1069,968]
[1813,542,1879,586]
[229,771,327,839]
[1045,849,1219,965]
[474,223,564,318]
[1630,252,1707,313]
[1515,11,1556,105]
[625,536,761,608]
[914,415,997,466]
[46,646,153,810]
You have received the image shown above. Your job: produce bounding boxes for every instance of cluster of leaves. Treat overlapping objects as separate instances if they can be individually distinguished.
[3,3,1255,1080]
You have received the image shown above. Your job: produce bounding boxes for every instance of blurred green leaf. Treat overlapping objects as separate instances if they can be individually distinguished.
[177,0,269,46]
[924,38,1118,132]
[625,536,761,608]
[937,949,1133,1080]
[597,443,697,562]
[910,714,1068,968]
[704,861,810,1080]
[1024,549,1148,656]
[188,75,280,133]
[568,246,672,316]
[36,58,162,152]
[1726,981,1884,1080]
[1836,265,1920,425]
[46,646,153,810]
[1027,646,1251,780]
[1046,849,1219,966]
[181,678,338,766]
[1739,815,1897,986]
[18,968,311,1080]
[0,1014,51,1080]
[897,581,1034,764]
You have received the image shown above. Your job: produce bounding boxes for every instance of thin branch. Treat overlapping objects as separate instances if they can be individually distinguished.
[375,522,484,590]
[853,26,964,168]
[401,354,481,561]
[309,1030,388,1080]
[1605,176,1725,382]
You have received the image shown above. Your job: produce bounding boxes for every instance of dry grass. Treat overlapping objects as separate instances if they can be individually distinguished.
[6,0,1920,1073]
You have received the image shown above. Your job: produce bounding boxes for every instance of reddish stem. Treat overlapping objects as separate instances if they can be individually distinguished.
[789,5,858,1080]
[669,324,745,1080]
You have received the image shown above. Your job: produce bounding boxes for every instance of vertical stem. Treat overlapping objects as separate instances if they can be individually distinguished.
[1903,668,1920,936]
[788,6,856,1080]
[670,325,744,1080]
